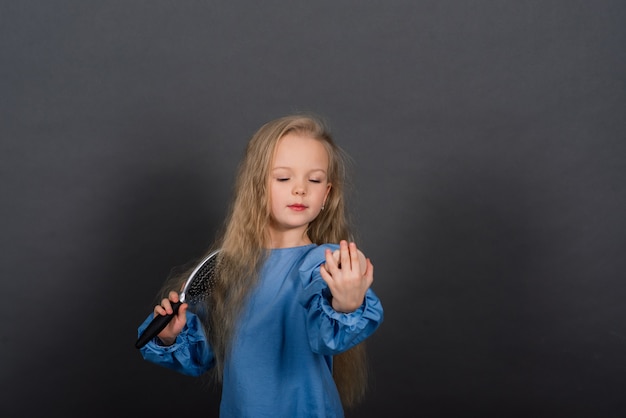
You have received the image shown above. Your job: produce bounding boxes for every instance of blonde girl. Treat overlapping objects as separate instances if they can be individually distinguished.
[138,113,383,417]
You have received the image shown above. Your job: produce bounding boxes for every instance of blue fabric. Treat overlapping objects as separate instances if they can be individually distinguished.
[138,243,384,417]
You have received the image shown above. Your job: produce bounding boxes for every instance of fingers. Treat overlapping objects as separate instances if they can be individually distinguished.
[168,290,180,304]
[320,249,336,284]
[364,258,374,287]
[321,240,370,282]
[340,240,352,269]
[338,240,364,273]
[322,240,375,313]
[154,290,182,316]
[349,242,360,270]
[152,290,187,346]
[326,248,338,269]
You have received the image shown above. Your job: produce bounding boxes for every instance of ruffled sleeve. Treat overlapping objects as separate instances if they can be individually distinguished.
[137,310,215,376]
[299,244,384,355]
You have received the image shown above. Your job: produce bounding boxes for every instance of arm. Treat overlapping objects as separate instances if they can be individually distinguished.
[137,293,215,376]
[299,243,384,355]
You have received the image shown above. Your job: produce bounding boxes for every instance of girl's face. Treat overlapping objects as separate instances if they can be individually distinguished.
[267,132,331,247]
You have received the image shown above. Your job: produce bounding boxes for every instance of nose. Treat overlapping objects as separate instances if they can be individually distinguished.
[293,181,306,195]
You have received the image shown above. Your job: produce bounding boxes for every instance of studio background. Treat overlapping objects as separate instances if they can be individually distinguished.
[1,1,624,417]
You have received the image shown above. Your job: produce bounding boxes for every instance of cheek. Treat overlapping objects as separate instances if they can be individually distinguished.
[269,184,281,201]
[272,184,288,201]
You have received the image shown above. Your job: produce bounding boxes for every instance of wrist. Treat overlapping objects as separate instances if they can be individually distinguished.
[331,298,359,313]
[156,336,176,346]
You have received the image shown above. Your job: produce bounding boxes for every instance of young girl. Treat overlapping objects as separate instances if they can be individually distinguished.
[137,114,384,417]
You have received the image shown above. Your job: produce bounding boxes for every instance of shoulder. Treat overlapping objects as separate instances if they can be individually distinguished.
[297,243,339,291]
[298,243,339,273]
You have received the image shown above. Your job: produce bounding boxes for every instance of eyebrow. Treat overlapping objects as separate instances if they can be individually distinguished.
[271,167,327,173]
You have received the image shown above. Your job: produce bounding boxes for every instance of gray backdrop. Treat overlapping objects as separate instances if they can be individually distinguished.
[1,1,625,417]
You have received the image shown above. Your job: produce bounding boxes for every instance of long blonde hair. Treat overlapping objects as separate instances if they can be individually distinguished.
[161,113,369,407]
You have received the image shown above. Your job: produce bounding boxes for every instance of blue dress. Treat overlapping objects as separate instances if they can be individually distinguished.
[138,244,384,417]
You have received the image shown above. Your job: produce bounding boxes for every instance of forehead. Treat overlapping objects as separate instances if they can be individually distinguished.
[272,132,329,169]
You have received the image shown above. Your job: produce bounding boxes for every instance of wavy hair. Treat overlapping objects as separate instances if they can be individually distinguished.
[159,113,369,407]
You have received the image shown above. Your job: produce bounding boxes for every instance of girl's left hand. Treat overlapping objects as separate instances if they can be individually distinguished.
[320,240,374,313]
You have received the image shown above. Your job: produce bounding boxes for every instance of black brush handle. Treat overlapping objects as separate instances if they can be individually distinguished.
[135,301,182,349]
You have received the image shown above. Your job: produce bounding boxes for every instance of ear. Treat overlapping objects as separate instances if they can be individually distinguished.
[323,183,332,207]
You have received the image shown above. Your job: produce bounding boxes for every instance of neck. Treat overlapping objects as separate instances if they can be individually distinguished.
[266,227,312,249]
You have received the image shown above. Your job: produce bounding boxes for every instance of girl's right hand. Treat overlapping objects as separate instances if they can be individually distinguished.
[153,290,188,346]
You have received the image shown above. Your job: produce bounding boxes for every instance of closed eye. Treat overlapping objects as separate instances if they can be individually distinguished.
[276,178,290,182]
[309,179,321,183]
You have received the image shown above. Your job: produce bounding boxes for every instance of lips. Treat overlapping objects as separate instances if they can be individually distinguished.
[288,204,307,211]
